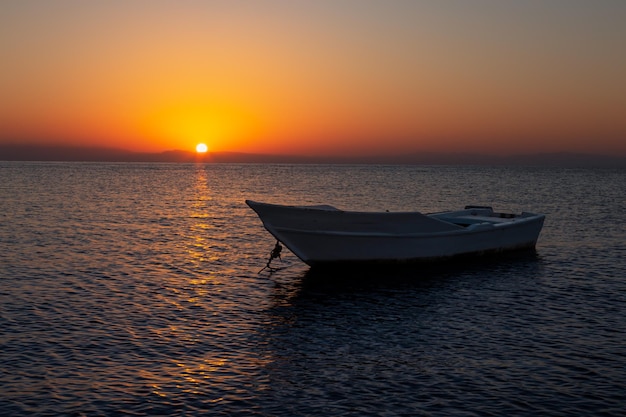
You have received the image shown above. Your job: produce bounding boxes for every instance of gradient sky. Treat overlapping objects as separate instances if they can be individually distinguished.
[1,0,625,156]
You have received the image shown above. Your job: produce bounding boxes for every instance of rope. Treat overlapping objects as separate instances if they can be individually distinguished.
[258,240,283,273]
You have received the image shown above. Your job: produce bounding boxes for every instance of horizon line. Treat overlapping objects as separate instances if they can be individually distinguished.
[1,144,625,167]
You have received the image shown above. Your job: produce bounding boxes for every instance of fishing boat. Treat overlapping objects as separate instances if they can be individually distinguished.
[246,200,545,267]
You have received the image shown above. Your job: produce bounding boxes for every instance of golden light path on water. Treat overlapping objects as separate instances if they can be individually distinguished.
[138,165,280,405]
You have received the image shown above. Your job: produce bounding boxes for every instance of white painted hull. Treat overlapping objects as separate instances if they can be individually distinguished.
[246,200,545,267]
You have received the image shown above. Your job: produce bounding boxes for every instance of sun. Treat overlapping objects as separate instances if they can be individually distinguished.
[195,143,208,153]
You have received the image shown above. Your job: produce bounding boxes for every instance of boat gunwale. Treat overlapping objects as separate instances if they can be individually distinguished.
[246,199,543,220]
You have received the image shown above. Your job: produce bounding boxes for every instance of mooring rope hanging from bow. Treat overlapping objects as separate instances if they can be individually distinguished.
[259,240,283,273]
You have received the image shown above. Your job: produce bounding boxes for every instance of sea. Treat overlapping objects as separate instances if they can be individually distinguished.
[1,161,624,416]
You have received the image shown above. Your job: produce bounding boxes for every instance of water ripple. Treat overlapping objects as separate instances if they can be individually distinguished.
[1,163,625,416]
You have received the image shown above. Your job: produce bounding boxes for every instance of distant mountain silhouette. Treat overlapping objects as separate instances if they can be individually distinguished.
[1,144,625,167]
[0,145,198,163]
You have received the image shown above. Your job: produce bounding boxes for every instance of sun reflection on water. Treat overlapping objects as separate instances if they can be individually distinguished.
[133,165,276,405]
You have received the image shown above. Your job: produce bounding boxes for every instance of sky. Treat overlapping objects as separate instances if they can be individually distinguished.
[1,0,625,157]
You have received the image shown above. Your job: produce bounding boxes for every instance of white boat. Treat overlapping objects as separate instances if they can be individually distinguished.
[246,200,545,267]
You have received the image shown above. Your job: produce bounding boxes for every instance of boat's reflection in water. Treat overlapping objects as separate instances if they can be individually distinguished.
[258,249,545,415]
[293,249,543,295]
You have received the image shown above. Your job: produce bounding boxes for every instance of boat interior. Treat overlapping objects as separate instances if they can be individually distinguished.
[430,206,529,228]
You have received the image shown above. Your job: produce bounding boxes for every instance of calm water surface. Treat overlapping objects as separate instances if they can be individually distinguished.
[1,162,625,416]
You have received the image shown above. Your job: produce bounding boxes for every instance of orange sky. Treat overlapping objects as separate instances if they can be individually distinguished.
[1,1,625,157]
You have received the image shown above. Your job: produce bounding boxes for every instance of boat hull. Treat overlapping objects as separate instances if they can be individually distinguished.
[246,200,545,267]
